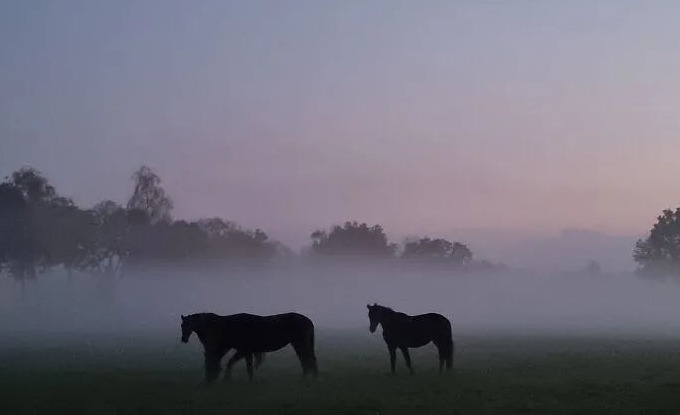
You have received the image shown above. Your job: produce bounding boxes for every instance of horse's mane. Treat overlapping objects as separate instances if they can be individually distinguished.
[185,312,221,325]
[187,312,218,319]
[375,304,394,312]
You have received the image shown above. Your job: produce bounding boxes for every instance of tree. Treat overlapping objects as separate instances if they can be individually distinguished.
[10,167,56,205]
[633,208,680,278]
[197,217,276,259]
[0,182,32,280]
[36,196,93,277]
[127,166,173,224]
[0,169,60,282]
[310,221,396,257]
[401,237,473,266]
[402,237,453,259]
[450,242,473,266]
[87,200,129,276]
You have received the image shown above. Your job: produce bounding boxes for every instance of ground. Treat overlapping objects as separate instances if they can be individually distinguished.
[1,331,680,414]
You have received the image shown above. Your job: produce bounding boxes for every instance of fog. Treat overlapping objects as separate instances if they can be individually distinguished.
[3,263,680,343]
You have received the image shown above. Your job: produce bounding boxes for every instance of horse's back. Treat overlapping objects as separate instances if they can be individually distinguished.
[418,312,451,324]
[223,312,313,331]
[413,313,452,336]
[222,312,314,350]
[266,312,313,325]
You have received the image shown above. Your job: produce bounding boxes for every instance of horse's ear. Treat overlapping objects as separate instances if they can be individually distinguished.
[181,314,186,320]
[373,302,377,307]
[367,304,370,309]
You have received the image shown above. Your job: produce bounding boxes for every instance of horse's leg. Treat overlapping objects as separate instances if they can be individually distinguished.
[245,353,254,382]
[400,347,414,375]
[223,351,244,381]
[388,345,397,374]
[203,351,221,384]
[254,352,265,369]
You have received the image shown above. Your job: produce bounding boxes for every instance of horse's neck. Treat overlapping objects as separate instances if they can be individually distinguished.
[381,310,405,330]
[194,320,218,346]
[195,317,231,348]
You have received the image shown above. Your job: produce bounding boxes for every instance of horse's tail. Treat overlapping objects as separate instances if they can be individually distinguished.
[307,323,318,376]
[444,317,454,370]
[293,315,318,377]
[446,337,454,369]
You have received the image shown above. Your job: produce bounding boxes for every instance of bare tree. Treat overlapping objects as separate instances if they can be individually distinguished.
[127,165,173,224]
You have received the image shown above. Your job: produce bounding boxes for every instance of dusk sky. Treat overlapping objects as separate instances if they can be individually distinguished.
[2,1,679,256]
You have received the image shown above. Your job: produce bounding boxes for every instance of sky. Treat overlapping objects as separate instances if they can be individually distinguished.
[1,1,679,265]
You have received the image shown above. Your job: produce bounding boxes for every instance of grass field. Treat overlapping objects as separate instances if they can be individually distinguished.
[2,331,680,414]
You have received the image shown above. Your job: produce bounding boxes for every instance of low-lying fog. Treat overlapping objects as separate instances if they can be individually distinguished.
[2,263,680,340]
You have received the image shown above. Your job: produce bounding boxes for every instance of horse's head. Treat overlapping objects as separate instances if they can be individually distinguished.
[367,303,382,333]
[180,314,194,343]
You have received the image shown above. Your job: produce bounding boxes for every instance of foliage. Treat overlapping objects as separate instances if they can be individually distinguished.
[0,168,55,280]
[127,165,174,225]
[0,165,282,281]
[402,237,473,266]
[11,166,56,204]
[310,221,396,257]
[0,181,35,279]
[633,208,680,278]
[1,165,483,279]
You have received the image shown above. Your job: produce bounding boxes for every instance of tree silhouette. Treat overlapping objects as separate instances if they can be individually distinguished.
[87,200,129,276]
[401,237,473,267]
[0,182,33,281]
[0,169,60,282]
[197,218,276,259]
[634,208,680,278]
[402,237,453,259]
[450,242,473,266]
[11,167,56,205]
[37,196,93,277]
[127,166,173,224]
[310,221,396,257]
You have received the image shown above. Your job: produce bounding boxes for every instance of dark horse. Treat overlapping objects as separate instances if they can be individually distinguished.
[367,303,454,374]
[181,312,318,383]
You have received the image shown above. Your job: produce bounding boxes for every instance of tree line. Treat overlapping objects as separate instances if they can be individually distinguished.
[4,165,677,281]
[0,166,480,282]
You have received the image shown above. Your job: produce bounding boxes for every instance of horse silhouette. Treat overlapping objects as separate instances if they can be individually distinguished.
[181,312,318,383]
[367,303,454,374]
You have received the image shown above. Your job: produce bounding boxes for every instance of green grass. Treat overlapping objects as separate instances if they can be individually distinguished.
[2,332,680,414]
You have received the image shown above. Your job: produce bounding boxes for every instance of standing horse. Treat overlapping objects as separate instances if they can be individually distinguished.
[367,303,454,374]
[180,312,318,383]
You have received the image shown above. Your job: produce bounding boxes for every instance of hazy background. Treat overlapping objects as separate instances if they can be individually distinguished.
[2,1,680,273]
[2,265,680,341]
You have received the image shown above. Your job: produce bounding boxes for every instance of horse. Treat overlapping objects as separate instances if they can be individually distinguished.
[367,303,454,374]
[180,312,318,383]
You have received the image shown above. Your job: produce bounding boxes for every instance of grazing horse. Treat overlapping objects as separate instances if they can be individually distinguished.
[367,303,454,374]
[180,312,318,383]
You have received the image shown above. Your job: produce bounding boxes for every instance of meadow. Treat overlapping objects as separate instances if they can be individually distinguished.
[2,330,680,415]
